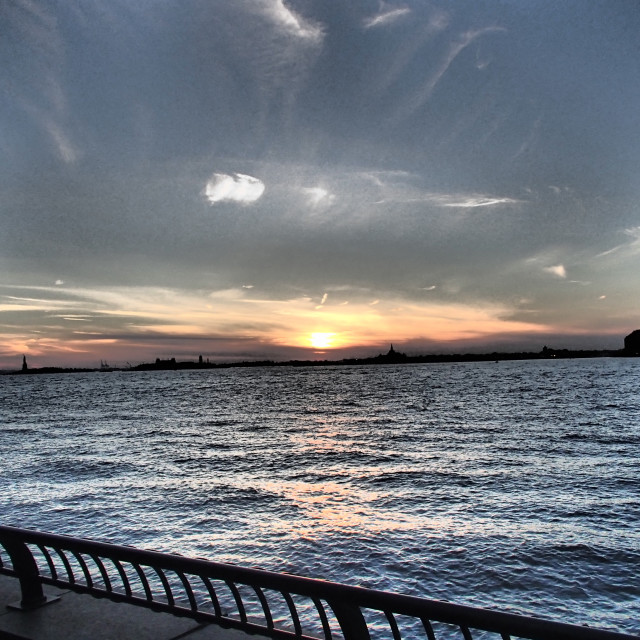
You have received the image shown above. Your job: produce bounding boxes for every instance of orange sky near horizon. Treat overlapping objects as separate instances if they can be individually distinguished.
[1,283,628,370]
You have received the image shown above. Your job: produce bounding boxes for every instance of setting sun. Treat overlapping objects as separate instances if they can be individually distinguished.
[310,333,335,349]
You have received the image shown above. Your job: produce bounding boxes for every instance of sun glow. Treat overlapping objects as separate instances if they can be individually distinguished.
[310,332,336,349]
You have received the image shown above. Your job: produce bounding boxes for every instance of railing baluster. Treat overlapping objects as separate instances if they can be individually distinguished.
[150,566,173,605]
[328,600,371,640]
[89,554,112,591]
[176,571,198,611]
[130,563,153,602]
[281,591,302,637]
[312,597,333,640]
[252,585,274,629]
[110,558,132,597]
[224,579,247,622]
[70,551,93,588]
[36,544,58,580]
[385,610,402,640]
[53,547,75,584]
[200,576,223,618]
[421,617,437,640]
[459,624,474,640]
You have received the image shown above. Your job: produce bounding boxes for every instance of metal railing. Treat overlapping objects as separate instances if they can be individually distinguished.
[0,525,637,640]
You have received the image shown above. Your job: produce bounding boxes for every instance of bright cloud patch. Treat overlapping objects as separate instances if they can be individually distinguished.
[264,0,323,42]
[303,186,335,207]
[544,265,567,278]
[204,173,265,205]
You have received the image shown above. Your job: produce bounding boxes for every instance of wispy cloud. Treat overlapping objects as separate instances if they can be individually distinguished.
[371,8,450,98]
[596,226,640,258]
[398,26,505,118]
[363,4,411,29]
[204,173,265,205]
[5,0,79,163]
[433,194,521,208]
[44,115,78,163]
[357,170,521,209]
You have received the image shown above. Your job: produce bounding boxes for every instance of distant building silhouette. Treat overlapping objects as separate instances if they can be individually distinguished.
[22,355,28,371]
[624,330,640,355]
[372,343,408,363]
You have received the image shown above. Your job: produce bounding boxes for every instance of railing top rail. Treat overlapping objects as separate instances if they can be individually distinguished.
[0,525,637,640]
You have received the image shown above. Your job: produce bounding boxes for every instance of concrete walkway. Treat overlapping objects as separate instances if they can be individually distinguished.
[0,575,253,640]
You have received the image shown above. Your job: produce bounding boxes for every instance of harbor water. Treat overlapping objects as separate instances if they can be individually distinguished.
[1,358,639,634]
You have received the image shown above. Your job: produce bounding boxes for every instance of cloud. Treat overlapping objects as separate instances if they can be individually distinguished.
[544,265,567,279]
[356,171,521,209]
[434,195,521,208]
[4,1,79,164]
[262,0,323,42]
[314,293,328,309]
[204,173,265,205]
[596,226,640,258]
[397,26,506,118]
[626,226,640,239]
[363,5,411,29]
[45,116,78,164]
[302,186,336,207]
[235,0,324,107]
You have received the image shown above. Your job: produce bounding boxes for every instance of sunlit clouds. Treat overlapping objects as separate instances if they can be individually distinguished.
[1,282,553,366]
[204,173,265,205]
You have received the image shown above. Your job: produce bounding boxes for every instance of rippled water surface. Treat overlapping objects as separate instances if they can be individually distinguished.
[1,359,639,634]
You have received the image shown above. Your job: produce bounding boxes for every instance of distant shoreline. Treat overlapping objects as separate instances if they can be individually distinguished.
[3,347,634,375]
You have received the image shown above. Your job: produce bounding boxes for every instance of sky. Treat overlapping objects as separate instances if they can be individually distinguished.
[2,0,640,368]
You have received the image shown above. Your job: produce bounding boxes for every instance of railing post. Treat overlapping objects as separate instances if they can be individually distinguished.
[2,534,58,610]
[328,600,372,640]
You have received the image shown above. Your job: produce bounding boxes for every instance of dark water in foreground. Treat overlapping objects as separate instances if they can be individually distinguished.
[1,359,639,634]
